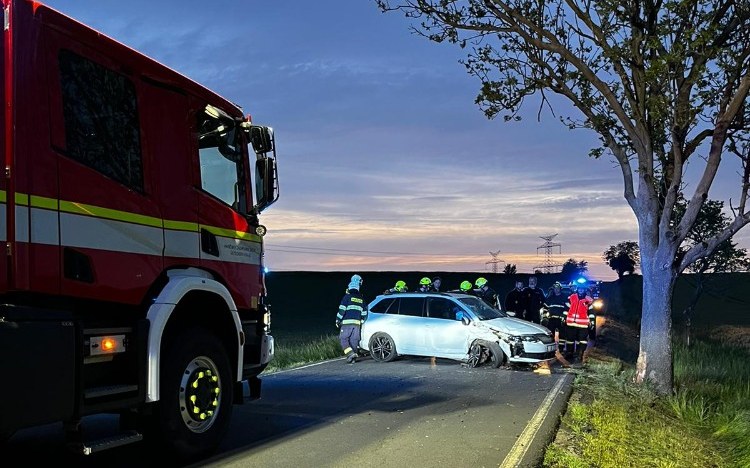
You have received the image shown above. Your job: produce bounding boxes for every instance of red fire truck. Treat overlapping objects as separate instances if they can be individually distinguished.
[0,0,278,458]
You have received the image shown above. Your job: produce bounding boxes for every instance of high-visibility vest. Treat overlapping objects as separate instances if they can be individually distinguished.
[565,294,592,328]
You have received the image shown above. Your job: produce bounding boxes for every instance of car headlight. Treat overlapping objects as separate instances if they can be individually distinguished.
[592,299,604,310]
[505,334,539,343]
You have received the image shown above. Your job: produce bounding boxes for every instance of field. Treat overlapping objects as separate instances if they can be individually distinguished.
[266,271,750,345]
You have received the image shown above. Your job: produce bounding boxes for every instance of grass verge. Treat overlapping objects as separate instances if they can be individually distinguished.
[263,334,343,373]
[544,328,750,467]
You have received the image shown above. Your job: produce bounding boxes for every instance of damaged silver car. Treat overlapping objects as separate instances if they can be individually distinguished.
[360,292,556,367]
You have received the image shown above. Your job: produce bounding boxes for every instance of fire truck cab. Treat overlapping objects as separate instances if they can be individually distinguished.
[0,0,278,459]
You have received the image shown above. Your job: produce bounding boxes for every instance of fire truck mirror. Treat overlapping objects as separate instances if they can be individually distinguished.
[249,126,274,154]
[253,157,279,213]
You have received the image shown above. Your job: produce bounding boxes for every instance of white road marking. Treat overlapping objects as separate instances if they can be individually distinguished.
[499,373,571,468]
[262,357,346,376]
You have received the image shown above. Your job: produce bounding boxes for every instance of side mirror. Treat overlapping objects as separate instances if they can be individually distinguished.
[461,316,471,326]
[252,157,279,214]
[249,126,274,154]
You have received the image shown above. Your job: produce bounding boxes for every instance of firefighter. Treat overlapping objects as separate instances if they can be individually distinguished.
[522,276,546,324]
[431,276,442,292]
[459,280,474,294]
[564,282,594,362]
[475,277,500,309]
[418,277,432,292]
[543,281,567,351]
[384,280,407,294]
[504,280,526,318]
[336,274,368,364]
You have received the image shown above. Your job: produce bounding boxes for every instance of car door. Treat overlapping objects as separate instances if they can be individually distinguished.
[425,298,471,358]
[391,297,426,355]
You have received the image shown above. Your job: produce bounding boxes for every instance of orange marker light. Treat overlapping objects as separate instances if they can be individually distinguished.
[102,338,116,351]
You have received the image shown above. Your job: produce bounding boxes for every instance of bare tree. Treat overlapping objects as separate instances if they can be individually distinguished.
[376,0,750,393]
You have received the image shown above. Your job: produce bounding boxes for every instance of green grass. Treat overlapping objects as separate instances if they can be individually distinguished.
[544,340,750,468]
[262,334,343,373]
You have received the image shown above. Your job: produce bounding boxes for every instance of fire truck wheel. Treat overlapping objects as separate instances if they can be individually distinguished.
[152,328,233,460]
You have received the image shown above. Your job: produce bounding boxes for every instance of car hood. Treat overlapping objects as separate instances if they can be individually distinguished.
[479,317,550,335]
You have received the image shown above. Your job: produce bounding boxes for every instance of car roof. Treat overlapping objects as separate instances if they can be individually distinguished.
[372,292,473,300]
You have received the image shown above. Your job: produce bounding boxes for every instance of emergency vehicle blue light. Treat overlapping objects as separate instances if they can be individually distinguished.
[576,277,587,284]
[263,267,270,274]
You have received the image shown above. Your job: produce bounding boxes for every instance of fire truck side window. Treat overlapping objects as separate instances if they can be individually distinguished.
[58,49,144,192]
[197,112,245,210]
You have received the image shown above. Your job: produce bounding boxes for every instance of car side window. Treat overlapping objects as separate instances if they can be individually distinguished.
[371,298,396,314]
[427,298,459,320]
[397,297,425,317]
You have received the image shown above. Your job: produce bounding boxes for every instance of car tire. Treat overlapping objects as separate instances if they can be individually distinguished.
[369,333,398,362]
[467,341,505,368]
[486,342,505,368]
[147,327,234,461]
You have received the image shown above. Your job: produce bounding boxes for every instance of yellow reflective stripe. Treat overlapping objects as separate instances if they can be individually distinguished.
[60,200,164,228]
[201,224,261,242]
[30,195,59,210]
[341,319,361,325]
[2,190,261,243]
[346,305,363,312]
[14,193,29,205]
[164,219,200,232]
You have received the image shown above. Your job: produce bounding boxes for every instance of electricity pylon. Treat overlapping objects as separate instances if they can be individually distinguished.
[534,234,563,273]
[485,249,505,273]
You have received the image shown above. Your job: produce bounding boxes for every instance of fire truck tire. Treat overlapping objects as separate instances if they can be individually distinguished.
[151,327,233,460]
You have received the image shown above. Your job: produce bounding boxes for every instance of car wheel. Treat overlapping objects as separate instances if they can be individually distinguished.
[148,328,233,460]
[467,341,505,368]
[369,333,398,362]
[486,342,505,368]
[467,343,483,368]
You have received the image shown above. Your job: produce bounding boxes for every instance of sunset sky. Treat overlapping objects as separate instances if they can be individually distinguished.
[43,0,748,281]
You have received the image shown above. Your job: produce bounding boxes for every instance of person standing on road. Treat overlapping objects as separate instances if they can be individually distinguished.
[504,280,526,318]
[475,277,500,309]
[564,283,593,363]
[384,280,408,294]
[336,274,368,364]
[522,276,546,324]
[458,280,475,295]
[543,282,568,352]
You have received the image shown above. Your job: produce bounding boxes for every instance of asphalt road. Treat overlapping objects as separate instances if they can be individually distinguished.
[4,357,572,468]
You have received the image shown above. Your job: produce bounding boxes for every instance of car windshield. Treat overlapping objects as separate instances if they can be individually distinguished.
[458,297,506,320]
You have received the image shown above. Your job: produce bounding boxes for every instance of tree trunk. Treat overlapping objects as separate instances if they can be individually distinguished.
[635,265,676,394]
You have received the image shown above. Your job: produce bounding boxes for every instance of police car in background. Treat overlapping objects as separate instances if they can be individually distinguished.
[360,292,556,368]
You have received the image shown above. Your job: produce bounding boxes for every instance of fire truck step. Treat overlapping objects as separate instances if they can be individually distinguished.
[80,430,143,455]
[84,384,138,399]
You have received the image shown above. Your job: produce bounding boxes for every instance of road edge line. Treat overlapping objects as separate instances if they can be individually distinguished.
[499,373,572,468]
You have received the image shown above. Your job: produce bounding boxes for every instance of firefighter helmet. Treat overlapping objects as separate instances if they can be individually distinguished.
[419,277,431,286]
[394,280,406,292]
[460,281,472,292]
[475,277,488,288]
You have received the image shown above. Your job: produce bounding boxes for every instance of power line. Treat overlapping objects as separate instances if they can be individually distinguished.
[265,244,477,258]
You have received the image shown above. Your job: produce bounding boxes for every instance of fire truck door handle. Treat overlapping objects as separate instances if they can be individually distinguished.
[200,228,220,257]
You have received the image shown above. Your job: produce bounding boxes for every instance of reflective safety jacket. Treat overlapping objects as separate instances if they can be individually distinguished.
[337,288,368,326]
[565,293,593,328]
[544,291,567,321]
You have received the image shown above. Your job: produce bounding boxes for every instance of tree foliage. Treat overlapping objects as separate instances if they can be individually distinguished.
[560,258,588,279]
[376,0,750,394]
[675,199,750,273]
[503,263,517,274]
[603,241,640,278]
